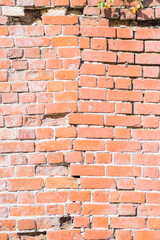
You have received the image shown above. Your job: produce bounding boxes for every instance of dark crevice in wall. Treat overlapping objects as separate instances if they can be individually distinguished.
[109,19,160,27]
[59,216,73,229]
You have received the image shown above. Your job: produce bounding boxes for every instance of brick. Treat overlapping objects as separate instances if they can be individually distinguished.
[8,49,23,59]
[143,167,159,178]
[80,37,90,49]
[46,177,78,189]
[47,230,82,240]
[24,48,40,58]
[134,79,160,90]
[110,217,145,229]
[45,25,62,36]
[116,231,132,240]
[82,50,116,63]
[28,153,46,165]
[107,141,141,152]
[0,142,34,153]
[136,179,160,191]
[17,0,33,6]
[8,26,25,35]
[36,140,72,152]
[37,192,68,203]
[91,38,107,50]
[80,63,106,75]
[110,191,145,203]
[47,152,63,164]
[106,115,141,127]
[46,103,77,114]
[64,59,80,70]
[35,0,50,6]
[148,218,160,229]
[108,90,143,101]
[0,26,8,35]
[55,92,78,102]
[119,205,136,216]
[69,113,104,125]
[134,103,160,115]
[16,37,50,47]
[135,28,160,39]
[74,217,90,228]
[63,25,79,35]
[93,191,109,202]
[70,0,86,7]
[0,16,8,25]
[79,102,114,113]
[58,48,80,58]
[52,37,78,47]
[74,140,105,151]
[117,179,134,190]
[55,70,78,80]
[65,151,82,163]
[81,17,109,26]
[109,39,143,52]
[81,178,115,189]
[69,191,91,201]
[84,6,100,15]
[25,70,53,81]
[81,26,116,37]
[137,8,154,20]
[115,128,131,139]
[133,154,160,166]
[10,206,45,216]
[117,28,133,38]
[118,52,134,63]
[71,165,105,176]
[136,53,160,65]
[85,230,113,240]
[93,217,108,228]
[78,127,113,139]
[145,41,160,52]
[143,67,160,78]
[18,219,35,230]
[107,166,141,177]
[138,205,160,216]
[2,6,24,16]
[0,220,16,231]
[55,127,76,138]
[108,65,142,77]
[96,153,112,163]
[82,204,117,215]
[101,8,120,19]
[134,231,160,240]
[43,16,78,25]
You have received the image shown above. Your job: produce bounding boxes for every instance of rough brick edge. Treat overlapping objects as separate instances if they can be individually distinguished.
[0,0,160,21]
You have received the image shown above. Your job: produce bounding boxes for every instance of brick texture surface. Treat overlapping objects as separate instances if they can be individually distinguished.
[0,0,160,239]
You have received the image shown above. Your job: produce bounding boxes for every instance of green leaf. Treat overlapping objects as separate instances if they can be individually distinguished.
[98,1,106,7]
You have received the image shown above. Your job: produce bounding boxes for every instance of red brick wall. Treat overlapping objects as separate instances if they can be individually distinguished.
[0,0,160,239]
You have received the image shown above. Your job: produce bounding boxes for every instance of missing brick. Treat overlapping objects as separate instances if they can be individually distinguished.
[42,113,68,126]
[8,8,42,25]
[67,7,83,15]
[18,232,46,240]
[60,216,73,229]
[109,19,160,27]
[7,7,68,25]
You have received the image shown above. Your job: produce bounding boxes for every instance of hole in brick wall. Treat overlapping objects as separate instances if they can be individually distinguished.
[109,19,160,27]
[60,216,73,229]
[72,175,80,178]
[67,8,83,15]
[42,114,67,126]
[18,232,46,240]
[8,8,43,25]
[7,6,83,25]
